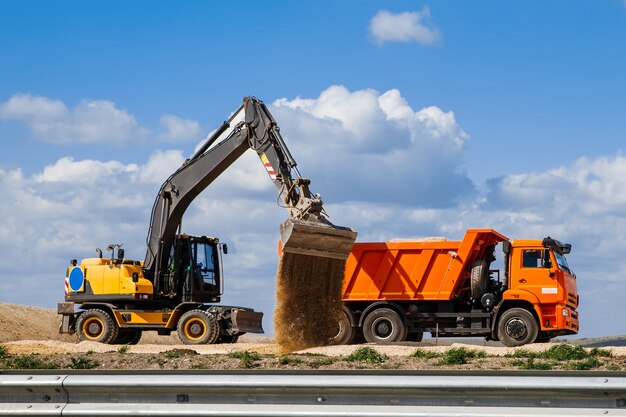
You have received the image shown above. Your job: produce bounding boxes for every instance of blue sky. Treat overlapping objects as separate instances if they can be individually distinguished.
[1,1,625,338]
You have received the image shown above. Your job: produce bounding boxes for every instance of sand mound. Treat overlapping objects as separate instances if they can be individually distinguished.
[0,303,74,343]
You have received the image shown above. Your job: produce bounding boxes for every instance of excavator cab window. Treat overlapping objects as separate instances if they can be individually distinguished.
[189,240,220,295]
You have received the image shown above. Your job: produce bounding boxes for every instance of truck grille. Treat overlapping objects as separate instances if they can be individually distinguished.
[567,293,578,307]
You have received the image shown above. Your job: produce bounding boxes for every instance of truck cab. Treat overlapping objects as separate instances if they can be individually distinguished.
[501,237,579,344]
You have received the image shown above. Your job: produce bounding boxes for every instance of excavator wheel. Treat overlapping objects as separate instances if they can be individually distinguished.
[177,310,220,345]
[76,309,119,344]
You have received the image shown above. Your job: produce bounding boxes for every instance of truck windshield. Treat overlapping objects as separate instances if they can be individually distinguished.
[554,251,572,275]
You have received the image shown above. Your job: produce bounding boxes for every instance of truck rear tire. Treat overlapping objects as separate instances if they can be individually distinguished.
[471,259,489,298]
[497,308,538,347]
[329,308,356,345]
[76,309,119,344]
[362,308,406,344]
[177,310,220,345]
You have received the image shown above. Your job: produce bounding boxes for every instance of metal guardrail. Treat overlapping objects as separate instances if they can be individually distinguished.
[1,371,626,416]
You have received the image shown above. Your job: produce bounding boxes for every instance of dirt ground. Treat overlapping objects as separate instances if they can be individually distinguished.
[2,303,625,371]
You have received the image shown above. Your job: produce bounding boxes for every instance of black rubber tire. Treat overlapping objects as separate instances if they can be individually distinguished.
[112,329,142,345]
[76,309,118,344]
[329,308,356,345]
[177,310,219,345]
[406,331,424,342]
[497,308,538,347]
[362,308,406,344]
[471,259,489,298]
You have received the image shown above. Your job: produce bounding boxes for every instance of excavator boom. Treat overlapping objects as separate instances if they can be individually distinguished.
[143,97,357,282]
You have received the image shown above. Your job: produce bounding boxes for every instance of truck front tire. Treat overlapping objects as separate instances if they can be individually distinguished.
[497,308,538,347]
[362,308,406,344]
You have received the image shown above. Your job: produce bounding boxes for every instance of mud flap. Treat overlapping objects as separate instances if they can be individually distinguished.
[231,309,264,334]
[280,218,357,260]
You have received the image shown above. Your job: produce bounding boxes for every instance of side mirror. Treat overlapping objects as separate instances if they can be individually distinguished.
[117,248,125,261]
[222,244,228,255]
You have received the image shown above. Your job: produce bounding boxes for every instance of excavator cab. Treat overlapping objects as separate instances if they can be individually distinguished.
[160,235,223,304]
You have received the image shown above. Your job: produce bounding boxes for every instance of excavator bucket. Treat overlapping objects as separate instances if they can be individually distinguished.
[231,309,264,334]
[279,218,357,260]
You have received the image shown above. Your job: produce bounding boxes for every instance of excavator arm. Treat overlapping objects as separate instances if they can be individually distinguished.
[143,97,356,282]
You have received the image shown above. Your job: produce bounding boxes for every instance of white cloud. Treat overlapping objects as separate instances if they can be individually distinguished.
[0,93,201,145]
[158,114,201,142]
[35,157,138,184]
[0,94,149,144]
[272,85,471,206]
[370,8,442,46]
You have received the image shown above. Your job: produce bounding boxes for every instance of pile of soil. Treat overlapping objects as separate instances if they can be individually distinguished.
[274,253,345,352]
[0,303,73,343]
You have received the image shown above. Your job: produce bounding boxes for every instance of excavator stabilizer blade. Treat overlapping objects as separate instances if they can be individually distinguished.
[280,218,358,260]
[231,309,264,334]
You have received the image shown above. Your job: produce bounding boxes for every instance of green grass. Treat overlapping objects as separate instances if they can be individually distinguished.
[411,348,440,359]
[117,346,130,355]
[346,347,388,364]
[439,347,486,365]
[163,350,182,359]
[228,350,262,368]
[8,355,57,370]
[589,347,612,358]
[542,344,588,361]
[569,357,601,371]
[68,356,99,370]
[278,356,305,366]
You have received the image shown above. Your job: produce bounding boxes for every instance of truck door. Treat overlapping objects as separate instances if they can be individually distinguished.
[515,248,560,304]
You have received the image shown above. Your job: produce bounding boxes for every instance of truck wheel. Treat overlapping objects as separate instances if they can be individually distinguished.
[112,329,142,345]
[329,308,356,345]
[76,309,118,344]
[471,259,489,298]
[497,308,538,347]
[362,308,406,344]
[177,310,219,345]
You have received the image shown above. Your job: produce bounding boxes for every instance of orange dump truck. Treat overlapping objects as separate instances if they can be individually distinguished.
[332,229,579,347]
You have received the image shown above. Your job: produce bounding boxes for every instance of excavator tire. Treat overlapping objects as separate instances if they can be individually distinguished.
[76,309,119,344]
[112,329,142,345]
[177,310,220,345]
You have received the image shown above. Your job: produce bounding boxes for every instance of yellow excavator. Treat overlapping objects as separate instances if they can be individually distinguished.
[58,97,357,345]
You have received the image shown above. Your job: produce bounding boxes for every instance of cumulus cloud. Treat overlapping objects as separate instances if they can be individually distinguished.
[0,93,200,144]
[370,8,442,45]
[0,94,148,144]
[272,85,471,207]
[157,114,201,142]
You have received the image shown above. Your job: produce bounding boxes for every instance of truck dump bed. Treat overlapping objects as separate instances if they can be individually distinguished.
[342,229,508,301]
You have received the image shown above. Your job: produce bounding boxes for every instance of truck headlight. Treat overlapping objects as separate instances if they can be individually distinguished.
[562,309,569,316]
